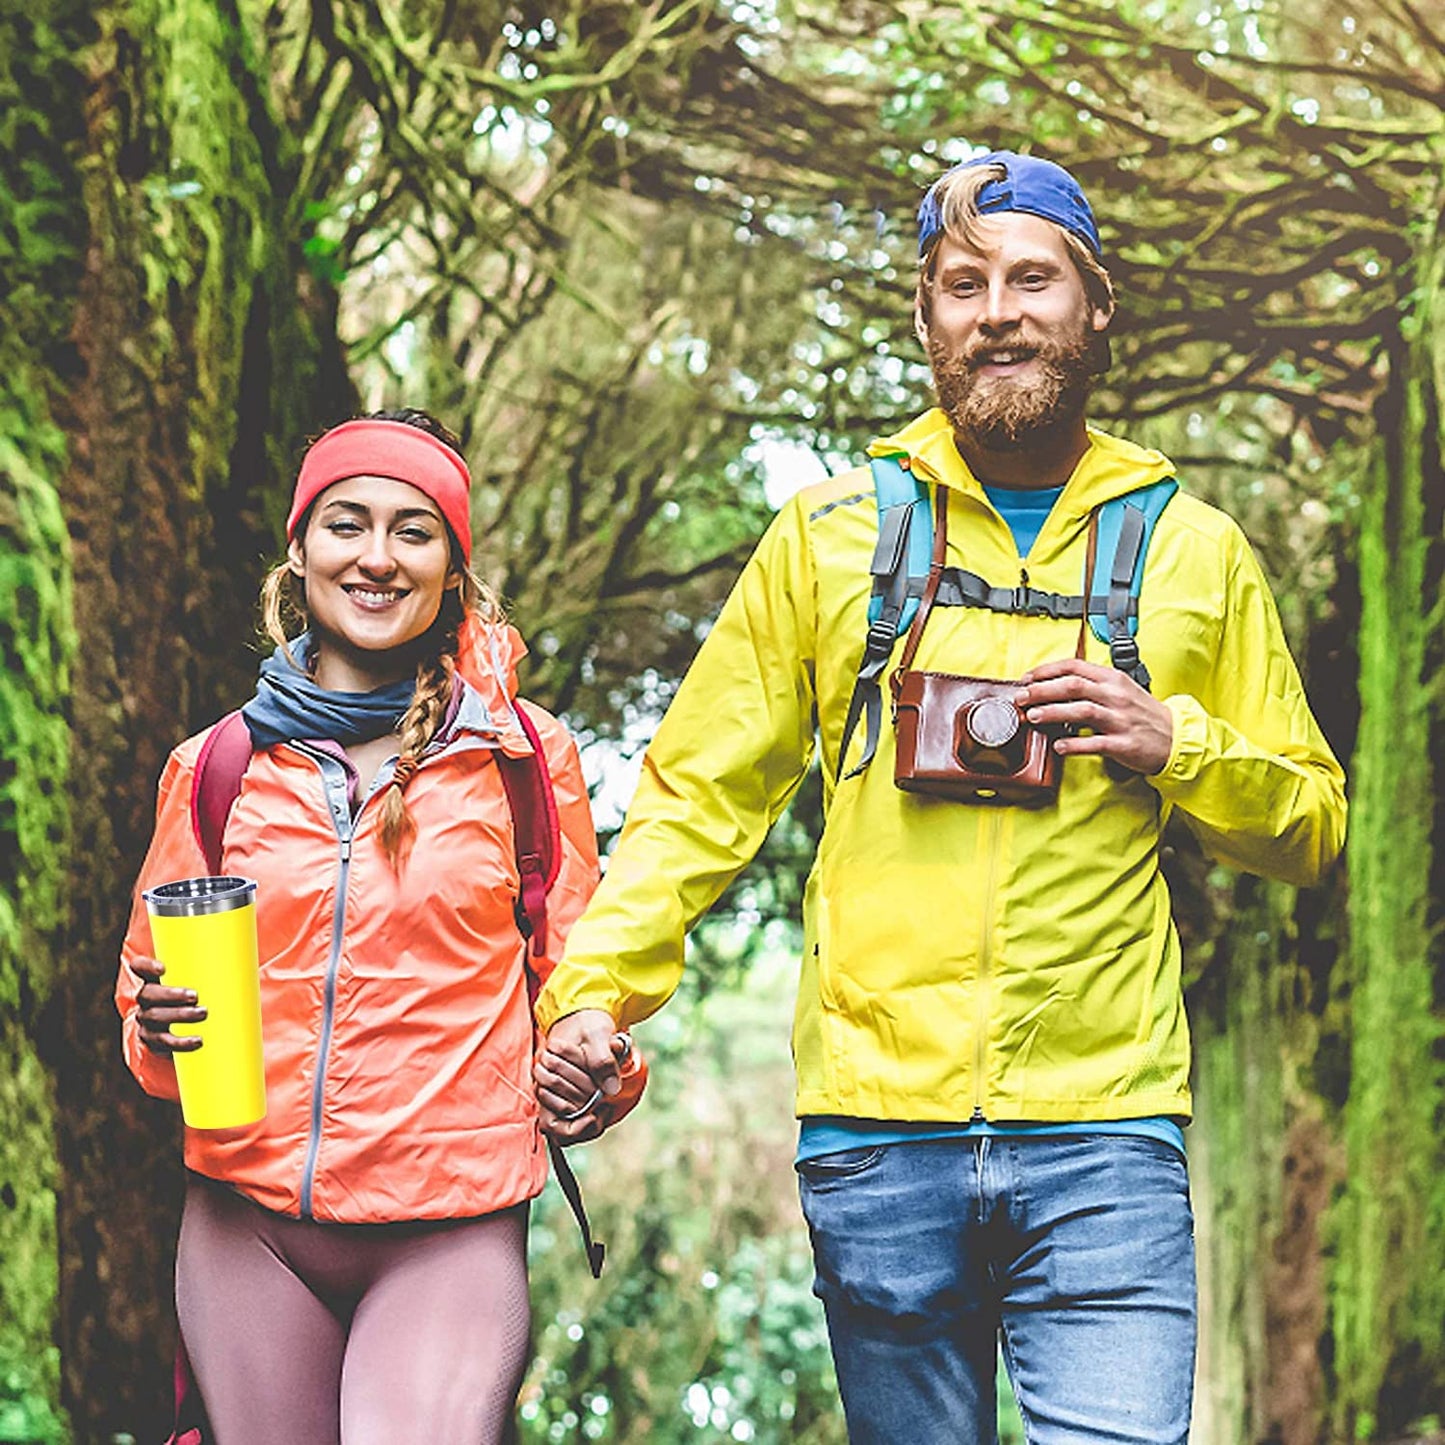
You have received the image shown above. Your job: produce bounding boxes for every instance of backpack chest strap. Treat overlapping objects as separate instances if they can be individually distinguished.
[837,461,1176,781]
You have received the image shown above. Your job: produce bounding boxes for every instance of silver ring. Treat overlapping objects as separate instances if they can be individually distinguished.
[559,1088,603,1122]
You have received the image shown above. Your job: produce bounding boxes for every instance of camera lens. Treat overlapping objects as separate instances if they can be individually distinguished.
[965,697,1021,749]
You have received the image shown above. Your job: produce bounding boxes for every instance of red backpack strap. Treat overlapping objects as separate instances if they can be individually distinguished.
[164,1334,210,1445]
[495,702,561,961]
[190,711,252,877]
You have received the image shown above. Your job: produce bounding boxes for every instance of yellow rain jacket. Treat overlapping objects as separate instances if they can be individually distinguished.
[537,409,1346,1123]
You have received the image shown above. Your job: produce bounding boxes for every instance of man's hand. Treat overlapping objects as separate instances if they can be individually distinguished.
[1015,658,1174,777]
[129,957,206,1055]
[535,1009,623,1144]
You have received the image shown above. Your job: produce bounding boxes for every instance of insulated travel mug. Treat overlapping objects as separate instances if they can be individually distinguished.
[142,876,266,1129]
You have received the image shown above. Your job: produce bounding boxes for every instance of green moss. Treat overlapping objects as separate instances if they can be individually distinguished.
[0,0,86,1428]
[113,0,280,504]
[0,1027,64,1445]
[1329,220,1445,1435]
[0,431,74,1008]
[1189,880,1300,1442]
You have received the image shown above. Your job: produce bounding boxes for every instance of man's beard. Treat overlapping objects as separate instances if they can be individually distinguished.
[929,323,1096,452]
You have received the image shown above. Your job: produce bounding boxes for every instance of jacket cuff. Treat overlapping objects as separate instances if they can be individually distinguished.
[124,1018,183,1103]
[1152,694,1208,793]
[534,982,622,1035]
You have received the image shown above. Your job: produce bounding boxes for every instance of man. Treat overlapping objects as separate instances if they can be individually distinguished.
[534,152,1346,1443]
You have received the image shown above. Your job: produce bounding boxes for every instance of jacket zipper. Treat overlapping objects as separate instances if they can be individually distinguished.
[972,578,1027,1122]
[972,809,1003,1121]
[299,756,358,1220]
[301,828,351,1218]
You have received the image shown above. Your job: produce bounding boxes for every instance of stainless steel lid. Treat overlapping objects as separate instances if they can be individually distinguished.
[142,876,257,917]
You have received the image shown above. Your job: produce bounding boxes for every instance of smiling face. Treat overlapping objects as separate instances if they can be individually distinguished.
[288,475,460,691]
[916,213,1112,459]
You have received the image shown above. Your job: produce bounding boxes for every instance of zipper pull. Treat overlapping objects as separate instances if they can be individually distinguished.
[970,1106,986,1124]
[339,836,352,865]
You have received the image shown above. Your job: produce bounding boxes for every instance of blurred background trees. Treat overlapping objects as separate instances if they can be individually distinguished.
[2,0,1442,1440]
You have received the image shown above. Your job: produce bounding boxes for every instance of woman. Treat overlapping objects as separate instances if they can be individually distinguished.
[117,409,599,1444]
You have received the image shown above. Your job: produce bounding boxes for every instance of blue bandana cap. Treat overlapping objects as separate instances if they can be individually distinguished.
[917,151,1102,260]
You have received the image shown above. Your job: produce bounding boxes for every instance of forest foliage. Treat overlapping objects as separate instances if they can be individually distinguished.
[2,1,1443,1442]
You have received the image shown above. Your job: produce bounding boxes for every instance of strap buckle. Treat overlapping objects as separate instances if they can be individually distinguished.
[1011,585,1057,618]
[1110,634,1142,672]
[865,618,898,658]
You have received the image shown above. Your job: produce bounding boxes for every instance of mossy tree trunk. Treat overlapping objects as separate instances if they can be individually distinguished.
[1190,871,1347,1445]
[1,0,90,1435]
[29,0,350,1438]
[1328,206,1445,1441]
[1188,250,1445,1442]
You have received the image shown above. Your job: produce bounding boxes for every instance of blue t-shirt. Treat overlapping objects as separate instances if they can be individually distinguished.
[983,481,1065,557]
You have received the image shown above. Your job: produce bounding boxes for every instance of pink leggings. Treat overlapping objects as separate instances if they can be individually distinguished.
[176,1175,530,1445]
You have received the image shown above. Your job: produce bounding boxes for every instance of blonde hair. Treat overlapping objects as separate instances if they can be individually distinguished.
[916,161,1115,321]
[260,537,504,872]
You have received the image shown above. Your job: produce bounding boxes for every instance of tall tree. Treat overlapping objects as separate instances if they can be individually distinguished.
[0,0,87,1433]
[37,0,352,1430]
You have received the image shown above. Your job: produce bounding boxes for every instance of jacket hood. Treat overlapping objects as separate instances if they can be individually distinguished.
[870,408,1175,521]
[455,615,534,756]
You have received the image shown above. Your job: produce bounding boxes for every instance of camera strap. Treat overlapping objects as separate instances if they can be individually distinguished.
[892,495,1091,693]
[894,485,951,680]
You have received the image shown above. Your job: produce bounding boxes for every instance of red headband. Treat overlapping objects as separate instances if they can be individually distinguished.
[288,419,473,561]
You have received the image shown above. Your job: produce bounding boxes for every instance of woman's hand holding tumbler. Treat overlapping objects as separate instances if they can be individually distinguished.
[129,956,207,1055]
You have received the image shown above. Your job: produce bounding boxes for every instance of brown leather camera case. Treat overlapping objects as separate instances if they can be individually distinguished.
[893,671,1061,804]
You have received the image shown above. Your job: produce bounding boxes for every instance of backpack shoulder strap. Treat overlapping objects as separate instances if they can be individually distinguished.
[495,701,562,959]
[1086,477,1178,690]
[867,453,932,636]
[190,711,253,876]
[499,704,608,1276]
[838,455,930,781]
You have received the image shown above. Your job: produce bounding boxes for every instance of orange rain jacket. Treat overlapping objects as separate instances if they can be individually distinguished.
[118,623,599,1224]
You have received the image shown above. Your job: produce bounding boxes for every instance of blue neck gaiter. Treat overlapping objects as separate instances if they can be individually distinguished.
[240,634,417,749]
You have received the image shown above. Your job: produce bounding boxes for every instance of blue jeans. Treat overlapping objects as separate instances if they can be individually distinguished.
[797,1135,1195,1444]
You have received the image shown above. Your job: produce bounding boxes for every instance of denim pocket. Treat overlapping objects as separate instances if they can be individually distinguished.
[796,1144,887,1183]
[1109,1133,1191,1182]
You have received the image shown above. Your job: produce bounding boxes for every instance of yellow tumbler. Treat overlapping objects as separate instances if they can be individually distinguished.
[142,876,266,1130]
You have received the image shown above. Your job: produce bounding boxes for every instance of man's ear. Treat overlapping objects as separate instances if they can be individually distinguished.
[914,304,930,352]
[286,536,306,578]
[1087,300,1115,375]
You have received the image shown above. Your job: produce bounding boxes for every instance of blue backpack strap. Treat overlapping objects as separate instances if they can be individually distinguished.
[866,453,932,635]
[1086,477,1178,689]
[838,455,931,781]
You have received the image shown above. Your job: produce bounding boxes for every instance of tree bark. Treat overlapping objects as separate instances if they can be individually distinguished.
[1191,875,1345,1445]
[1330,212,1445,1439]
[1,0,89,1432]
[35,1,349,1437]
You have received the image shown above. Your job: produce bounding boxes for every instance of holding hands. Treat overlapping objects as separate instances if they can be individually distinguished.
[1015,658,1174,777]
[536,1009,643,1144]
